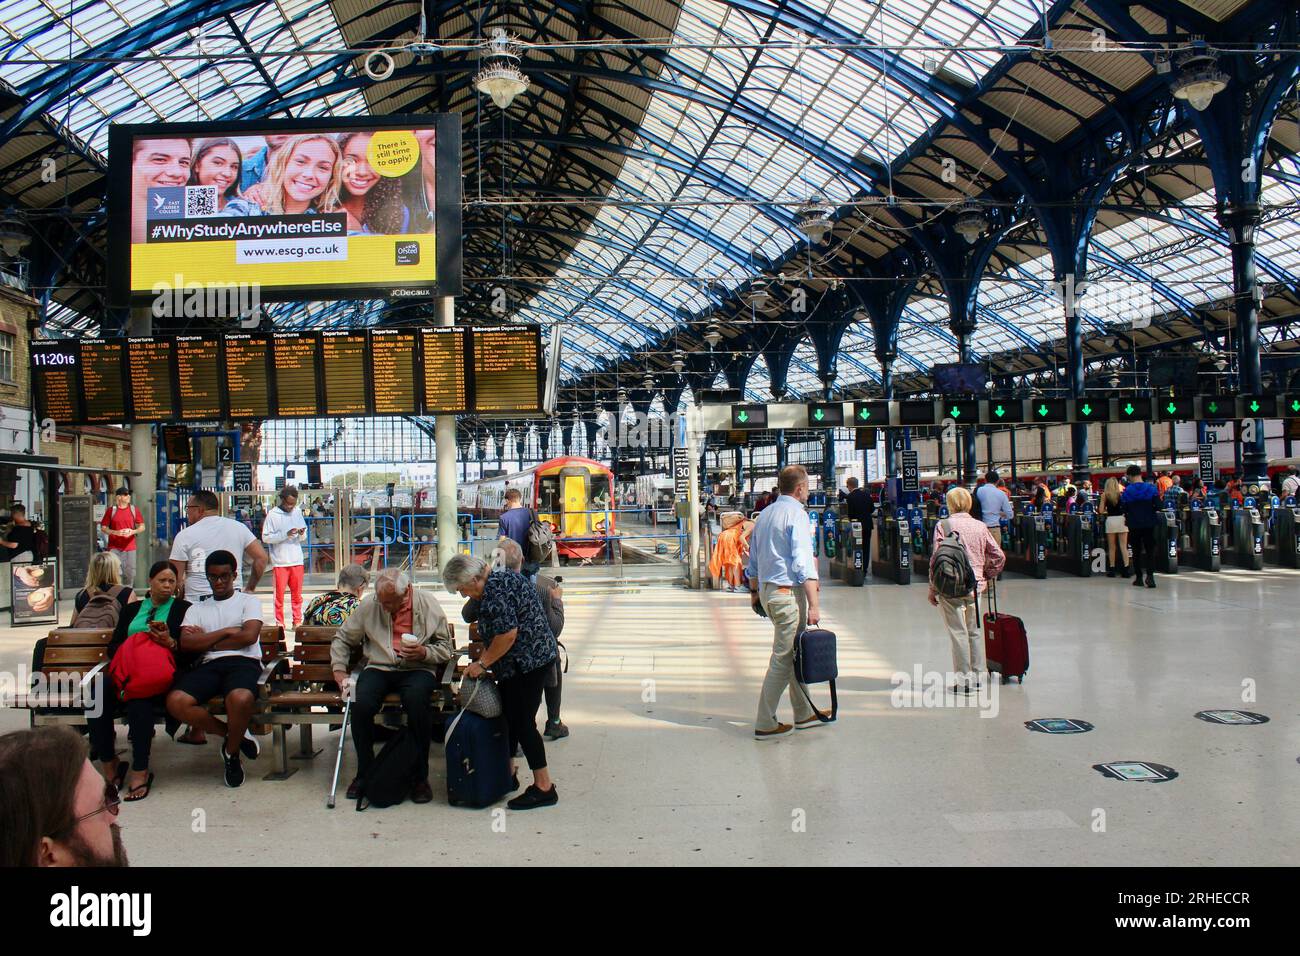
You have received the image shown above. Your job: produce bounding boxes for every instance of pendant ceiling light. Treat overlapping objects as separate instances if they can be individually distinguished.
[1171,48,1228,112]
[474,28,530,110]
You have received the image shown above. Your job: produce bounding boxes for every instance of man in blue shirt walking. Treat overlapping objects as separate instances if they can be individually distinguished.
[975,470,1013,530]
[747,465,824,739]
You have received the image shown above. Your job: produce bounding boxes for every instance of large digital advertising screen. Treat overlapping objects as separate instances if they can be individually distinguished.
[107,114,461,305]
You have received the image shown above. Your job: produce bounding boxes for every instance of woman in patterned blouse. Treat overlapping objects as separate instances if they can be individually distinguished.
[444,553,558,810]
[301,564,368,627]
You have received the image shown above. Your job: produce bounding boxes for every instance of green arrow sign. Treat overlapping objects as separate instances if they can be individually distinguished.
[1124,403,1135,416]
[813,408,825,422]
[736,410,748,423]
[1167,402,1177,415]
[1292,399,1300,413]
[994,405,1006,418]
[1037,404,1049,418]
[1208,401,1219,414]
[1249,400,1260,413]
[950,407,961,419]
[859,408,870,420]
[1081,403,1092,417]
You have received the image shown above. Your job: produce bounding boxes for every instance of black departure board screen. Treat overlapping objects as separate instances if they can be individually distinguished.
[31,342,80,424]
[33,326,545,425]
[320,331,368,416]
[272,332,320,418]
[420,327,468,413]
[472,326,540,412]
[223,334,271,418]
[126,337,175,421]
[80,340,127,423]
[370,330,418,415]
[174,336,223,421]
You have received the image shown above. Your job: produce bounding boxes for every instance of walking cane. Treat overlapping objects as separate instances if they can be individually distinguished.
[326,694,352,809]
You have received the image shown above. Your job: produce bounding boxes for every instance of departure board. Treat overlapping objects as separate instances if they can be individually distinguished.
[127,337,176,421]
[420,326,468,413]
[472,326,541,412]
[223,334,271,418]
[320,331,368,416]
[174,336,224,421]
[80,340,128,424]
[370,329,418,415]
[272,332,321,418]
[31,342,80,424]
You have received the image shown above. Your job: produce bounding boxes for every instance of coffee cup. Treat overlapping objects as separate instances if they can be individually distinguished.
[400,633,419,648]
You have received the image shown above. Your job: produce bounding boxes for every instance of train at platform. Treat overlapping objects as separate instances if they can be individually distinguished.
[436,455,617,560]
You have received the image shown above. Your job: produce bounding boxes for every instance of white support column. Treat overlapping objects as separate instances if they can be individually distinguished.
[435,297,459,573]
[128,308,156,580]
[685,406,701,589]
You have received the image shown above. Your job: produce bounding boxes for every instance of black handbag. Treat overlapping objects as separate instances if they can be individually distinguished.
[793,627,838,723]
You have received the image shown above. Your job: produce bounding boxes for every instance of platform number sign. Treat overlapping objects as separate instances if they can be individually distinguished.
[901,450,920,493]
[232,461,254,493]
[672,447,690,496]
[1198,443,1215,484]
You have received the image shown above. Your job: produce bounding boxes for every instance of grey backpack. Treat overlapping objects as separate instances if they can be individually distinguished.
[930,519,976,599]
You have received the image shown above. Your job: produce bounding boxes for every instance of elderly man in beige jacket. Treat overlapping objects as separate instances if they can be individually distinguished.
[331,568,454,803]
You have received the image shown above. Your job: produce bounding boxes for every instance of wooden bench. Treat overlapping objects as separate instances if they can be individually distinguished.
[257,625,458,780]
[12,627,286,733]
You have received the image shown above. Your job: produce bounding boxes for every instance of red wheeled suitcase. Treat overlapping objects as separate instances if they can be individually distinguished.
[983,581,1028,682]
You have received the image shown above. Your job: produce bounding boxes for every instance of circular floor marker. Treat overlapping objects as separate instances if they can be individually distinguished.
[1092,761,1179,783]
[1194,710,1270,725]
[1026,718,1094,734]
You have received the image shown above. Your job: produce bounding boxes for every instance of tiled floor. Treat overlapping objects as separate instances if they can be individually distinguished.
[1,561,1296,866]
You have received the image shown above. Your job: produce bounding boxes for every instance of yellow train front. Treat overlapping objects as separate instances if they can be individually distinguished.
[530,456,617,560]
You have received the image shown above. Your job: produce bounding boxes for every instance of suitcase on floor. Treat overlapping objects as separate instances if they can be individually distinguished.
[444,710,512,808]
[983,582,1029,682]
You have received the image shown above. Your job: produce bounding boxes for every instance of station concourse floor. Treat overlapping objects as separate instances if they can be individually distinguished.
[1,562,1296,867]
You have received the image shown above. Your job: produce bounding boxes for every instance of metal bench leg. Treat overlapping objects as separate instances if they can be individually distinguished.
[262,724,298,781]
[292,723,322,760]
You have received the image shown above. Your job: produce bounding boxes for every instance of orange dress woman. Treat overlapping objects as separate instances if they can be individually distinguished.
[709,513,754,591]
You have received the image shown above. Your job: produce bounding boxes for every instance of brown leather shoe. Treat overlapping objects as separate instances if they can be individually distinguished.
[753,723,793,739]
[346,777,362,800]
[411,780,434,804]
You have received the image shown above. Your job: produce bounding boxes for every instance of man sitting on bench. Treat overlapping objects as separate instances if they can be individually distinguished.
[331,568,454,804]
[165,550,265,789]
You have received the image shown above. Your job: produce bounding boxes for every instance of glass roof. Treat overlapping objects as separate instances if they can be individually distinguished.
[783,154,1300,397]
[524,0,1044,368]
[0,0,368,155]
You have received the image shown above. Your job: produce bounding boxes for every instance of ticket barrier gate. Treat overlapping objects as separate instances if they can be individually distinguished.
[1226,498,1265,570]
[1151,504,1180,575]
[821,509,839,564]
[833,518,866,586]
[807,507,822,558]
[1044,504,1095,577]
[872,508,913,584]
[1267,497,1300,567]
[911,504,944,577]
[1002,506,1048,579]
[1180,502,1222,572]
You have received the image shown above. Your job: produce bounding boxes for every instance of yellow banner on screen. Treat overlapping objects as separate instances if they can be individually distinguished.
[131,232,437,291]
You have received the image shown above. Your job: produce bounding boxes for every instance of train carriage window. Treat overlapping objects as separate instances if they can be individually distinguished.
[538,476,560,512]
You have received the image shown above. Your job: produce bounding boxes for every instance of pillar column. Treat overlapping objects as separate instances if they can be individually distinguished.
[1222,205,1267,482]
[434,297,458,572]
[128,307,157,581]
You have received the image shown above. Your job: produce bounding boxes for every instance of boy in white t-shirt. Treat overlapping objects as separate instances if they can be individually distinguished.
[164,549,265,789]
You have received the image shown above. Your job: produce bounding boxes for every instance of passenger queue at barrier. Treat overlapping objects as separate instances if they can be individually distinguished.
[789,462,1300,587]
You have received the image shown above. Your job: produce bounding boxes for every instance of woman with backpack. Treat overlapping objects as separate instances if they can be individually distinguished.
[86,561,192,802]
[927,486,1005,694]
[72,552,134,628]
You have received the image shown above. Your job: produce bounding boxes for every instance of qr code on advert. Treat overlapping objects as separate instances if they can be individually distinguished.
[185,185,218,217]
